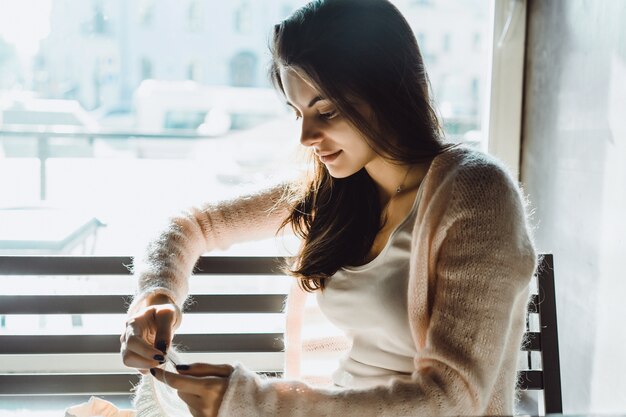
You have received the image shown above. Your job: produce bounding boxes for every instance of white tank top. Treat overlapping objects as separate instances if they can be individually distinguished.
[316,182,424,388]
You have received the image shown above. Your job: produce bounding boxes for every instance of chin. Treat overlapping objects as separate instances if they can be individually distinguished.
[326,166,360,179]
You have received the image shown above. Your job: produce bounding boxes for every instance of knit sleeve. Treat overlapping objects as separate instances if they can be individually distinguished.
[215,159,537,417]
[409,159,537,414]
[128,183,291,312]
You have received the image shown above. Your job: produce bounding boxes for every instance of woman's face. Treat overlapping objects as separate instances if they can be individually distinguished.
[279,66,379,178]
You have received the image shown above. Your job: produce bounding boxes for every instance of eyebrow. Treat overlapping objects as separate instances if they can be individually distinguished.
[285,95,325,110]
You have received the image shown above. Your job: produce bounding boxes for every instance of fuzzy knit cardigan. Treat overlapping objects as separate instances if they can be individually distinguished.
[127,146,537,417]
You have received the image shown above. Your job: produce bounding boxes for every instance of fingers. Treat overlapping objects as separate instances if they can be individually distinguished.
[153,305,178,354]
[125,333,166,362]
[176,363,234,378]
[151,365,230,417]
[150,367,225,396]
[121,350,163,370]
[121,305,178,370]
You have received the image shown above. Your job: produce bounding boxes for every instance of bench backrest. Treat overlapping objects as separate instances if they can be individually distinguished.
[0,255,288,398]
[518,254,563,415]
[0,253,562,414]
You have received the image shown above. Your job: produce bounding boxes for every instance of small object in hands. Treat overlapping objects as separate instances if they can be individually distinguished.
[167,355,178,368]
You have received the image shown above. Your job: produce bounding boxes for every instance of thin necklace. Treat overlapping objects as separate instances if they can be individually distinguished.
[395,165,413,195]
[381,165,413,223]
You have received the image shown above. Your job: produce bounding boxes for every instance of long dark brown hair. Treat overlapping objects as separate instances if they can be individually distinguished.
[270,0,454,291]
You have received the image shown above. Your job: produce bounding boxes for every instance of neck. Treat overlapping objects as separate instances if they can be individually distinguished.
[366,157,431,203]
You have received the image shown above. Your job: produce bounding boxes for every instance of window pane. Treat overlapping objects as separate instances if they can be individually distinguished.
[0,2,492,412]
[392,0,490,147]
[0,0,490,257]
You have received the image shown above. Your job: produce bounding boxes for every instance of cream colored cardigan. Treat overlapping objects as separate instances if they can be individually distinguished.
[129,146,537,416]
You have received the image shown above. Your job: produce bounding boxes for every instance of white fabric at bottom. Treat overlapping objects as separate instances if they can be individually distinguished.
[132,350,191,417]
[64,396,135,417]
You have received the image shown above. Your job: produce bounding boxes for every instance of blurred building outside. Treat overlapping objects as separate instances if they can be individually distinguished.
[0,0,490,255]
[18,0,487,137]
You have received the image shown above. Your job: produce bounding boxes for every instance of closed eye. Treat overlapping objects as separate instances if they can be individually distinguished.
[290,108,339,121]
[319,110,338,121]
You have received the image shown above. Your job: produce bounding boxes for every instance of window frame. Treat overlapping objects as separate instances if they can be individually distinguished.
[484,0,528,180]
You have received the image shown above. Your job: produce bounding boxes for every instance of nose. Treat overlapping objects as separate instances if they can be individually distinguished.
[299,116,323,147]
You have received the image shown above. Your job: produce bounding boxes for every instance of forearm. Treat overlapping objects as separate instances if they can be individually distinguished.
[128,183,292,313]
[218,364,476,417]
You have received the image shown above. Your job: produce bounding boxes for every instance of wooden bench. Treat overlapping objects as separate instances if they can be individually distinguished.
[0,254,562,414]
[0,255,288,404]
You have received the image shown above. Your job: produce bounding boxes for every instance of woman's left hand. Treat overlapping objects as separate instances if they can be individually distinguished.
[150,363,234,417]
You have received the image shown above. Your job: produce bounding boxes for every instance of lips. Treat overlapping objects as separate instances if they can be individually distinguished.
[315,150,340,157]
[318,150,342,163]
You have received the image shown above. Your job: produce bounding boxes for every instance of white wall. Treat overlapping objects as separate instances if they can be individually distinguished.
[521,0,626,413]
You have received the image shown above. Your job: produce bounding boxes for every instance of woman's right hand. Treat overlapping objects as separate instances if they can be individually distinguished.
[120,293,182,374]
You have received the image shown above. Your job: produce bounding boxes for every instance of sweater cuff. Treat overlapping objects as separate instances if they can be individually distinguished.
[126,287,183,316]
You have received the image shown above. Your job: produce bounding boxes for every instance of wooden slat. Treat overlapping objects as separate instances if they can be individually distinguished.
[0,256,133,275]
[0,373,140,396]
[0,333,284,354]
[522,331,541,351]
[0,395,131,409]
[0,255,287,275]
[0,352,284,373]
[0,255,291,398]
[0,371,284,396]
[517,370,543,390]
[0,294,286,314]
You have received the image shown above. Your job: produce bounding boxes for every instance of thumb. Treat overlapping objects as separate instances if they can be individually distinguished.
[152,305,178,354]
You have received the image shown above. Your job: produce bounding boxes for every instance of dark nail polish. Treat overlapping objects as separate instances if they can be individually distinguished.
[176,364,190,371]
[150,368,156,376]
[153,354,164,361]
[156,340,167,354]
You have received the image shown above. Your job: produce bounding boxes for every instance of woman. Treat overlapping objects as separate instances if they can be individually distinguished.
[120,0,537,416]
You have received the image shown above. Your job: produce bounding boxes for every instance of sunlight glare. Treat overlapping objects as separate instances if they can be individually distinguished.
[0,0,52,58]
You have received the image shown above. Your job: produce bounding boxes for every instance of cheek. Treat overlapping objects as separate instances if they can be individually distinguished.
[341,130,375,163]
[325,143,372,178]
[323,121,375,177]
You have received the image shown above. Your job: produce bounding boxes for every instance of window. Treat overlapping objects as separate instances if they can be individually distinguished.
[187,60,202,82]
[229,51,257,87]
[140,57,153,80]
[395,1,490,145]
[90,0,110,35]
[187,0,203,32]
[0,1,516,413]
[138,0,156,27]
[234,1,253,34]
[0,0,499,254]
